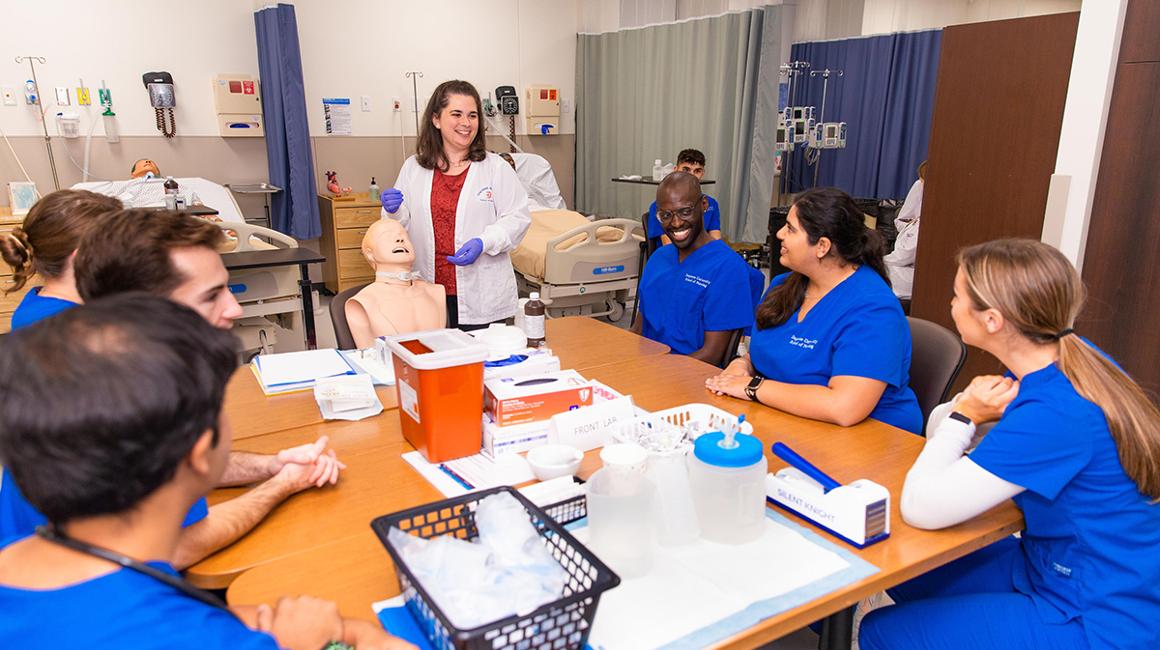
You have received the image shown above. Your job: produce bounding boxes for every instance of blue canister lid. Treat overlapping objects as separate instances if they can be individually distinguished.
[693,431,764,468]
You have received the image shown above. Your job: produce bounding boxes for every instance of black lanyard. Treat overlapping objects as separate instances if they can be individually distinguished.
[35,525,228,610]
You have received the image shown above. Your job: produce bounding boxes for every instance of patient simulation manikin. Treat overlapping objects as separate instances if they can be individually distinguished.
[346,219,446,348]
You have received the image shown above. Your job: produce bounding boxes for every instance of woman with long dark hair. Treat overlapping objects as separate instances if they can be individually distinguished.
[860,239,1160,649]
[706,187,921,433]
[379,80,530,330]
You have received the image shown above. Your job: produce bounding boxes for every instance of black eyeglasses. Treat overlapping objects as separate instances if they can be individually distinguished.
[657,196,703,223]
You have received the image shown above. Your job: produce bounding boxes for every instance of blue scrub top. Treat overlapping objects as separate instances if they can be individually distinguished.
[10,286,77,330]
[638,239,755,355]
[0,561,279,648]
[970,353,1160,649]
[1,295,210,545]
[0,473,209,549]
[648,195,722,241]
[749,267,921,434]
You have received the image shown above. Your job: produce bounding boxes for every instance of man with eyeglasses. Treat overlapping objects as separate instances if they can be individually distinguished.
[632,172,756,364]
[645,149,722,246]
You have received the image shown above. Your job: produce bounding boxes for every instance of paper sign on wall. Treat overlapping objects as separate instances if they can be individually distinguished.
[322,97,352,135]
[548,396,636,452]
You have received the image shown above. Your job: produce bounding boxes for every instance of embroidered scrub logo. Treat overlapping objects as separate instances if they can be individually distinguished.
[476,187,494,202]
[684,273,711,288]
[789,335,817,350]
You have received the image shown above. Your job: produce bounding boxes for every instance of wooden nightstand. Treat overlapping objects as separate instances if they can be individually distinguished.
[1,207,26,334]
[317,194,381,294]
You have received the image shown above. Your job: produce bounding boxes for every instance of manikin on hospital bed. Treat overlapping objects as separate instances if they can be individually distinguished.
[72,177,308,354]
[508,154,644,321]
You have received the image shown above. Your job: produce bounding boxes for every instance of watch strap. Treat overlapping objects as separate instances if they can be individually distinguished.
[948,411,973,425]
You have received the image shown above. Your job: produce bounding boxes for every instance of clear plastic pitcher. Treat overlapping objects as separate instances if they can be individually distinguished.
[586,464,656,579]
[688,431,768,544]
[645,445,700,546]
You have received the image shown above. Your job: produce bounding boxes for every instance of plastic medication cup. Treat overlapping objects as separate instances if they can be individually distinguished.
[386,329,489,462]
[689,431,768,544]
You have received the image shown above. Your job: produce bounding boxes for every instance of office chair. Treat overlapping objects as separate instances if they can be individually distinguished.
[716,328,746,369]
[630,211,657,325]
[907,316,968,430]
[329,283,371,350]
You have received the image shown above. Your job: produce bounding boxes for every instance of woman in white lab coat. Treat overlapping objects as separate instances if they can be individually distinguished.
[381,79,531,329]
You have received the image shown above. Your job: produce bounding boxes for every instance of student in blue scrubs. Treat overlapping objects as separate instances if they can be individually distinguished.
[633,172,755,365]
[706,188,921,434]
[1,209,345,571]
[0,189,123,329]
[0,296,405,648]
[860,239,1160,649]
[646,149,722,246]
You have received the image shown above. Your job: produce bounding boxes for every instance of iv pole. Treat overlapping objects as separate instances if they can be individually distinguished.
[404,71,423,139]
[15,56,60,191]
[808,68,843,189]
[780,60,810,196]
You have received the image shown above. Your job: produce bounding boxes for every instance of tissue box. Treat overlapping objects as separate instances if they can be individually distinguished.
[483,347,561,381]
[485,370,593,427]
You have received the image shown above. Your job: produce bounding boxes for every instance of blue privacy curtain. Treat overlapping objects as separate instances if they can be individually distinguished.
[786,29,941,199]
[255,3,320,239]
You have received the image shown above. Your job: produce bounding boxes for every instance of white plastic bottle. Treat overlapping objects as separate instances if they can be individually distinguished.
[652,159,664,181]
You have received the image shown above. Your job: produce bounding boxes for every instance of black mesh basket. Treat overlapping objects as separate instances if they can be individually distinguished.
[371,487,618,650]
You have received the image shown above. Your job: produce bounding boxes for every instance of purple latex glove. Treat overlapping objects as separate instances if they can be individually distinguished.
[381,188,404,213]
[446,238,484,266]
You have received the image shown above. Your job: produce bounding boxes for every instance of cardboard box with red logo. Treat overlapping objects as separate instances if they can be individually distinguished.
[484,370,593,427]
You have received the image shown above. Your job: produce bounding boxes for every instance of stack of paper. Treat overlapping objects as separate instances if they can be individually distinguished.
[252,349,360,395]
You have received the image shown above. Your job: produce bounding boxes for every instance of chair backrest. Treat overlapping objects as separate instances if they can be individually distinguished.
[330,283,370,350]
[641,211,660,258]
[715,328,745,369]
[907,316,967,428]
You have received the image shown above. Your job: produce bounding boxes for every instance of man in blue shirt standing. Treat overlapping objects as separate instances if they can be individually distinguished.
[633,172,755,364]
[646,149,722,246]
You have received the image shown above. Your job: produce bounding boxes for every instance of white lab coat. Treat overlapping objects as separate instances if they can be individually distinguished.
[885,179,923,299]
[386,153,531,324]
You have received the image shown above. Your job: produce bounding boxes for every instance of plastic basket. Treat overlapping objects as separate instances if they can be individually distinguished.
[371,486,619,650]
[617,402,753,444]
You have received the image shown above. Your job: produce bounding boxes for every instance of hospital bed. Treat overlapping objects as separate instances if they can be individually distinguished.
[507,154,643,320]
[512,210,643,321]
[72,177,309,354]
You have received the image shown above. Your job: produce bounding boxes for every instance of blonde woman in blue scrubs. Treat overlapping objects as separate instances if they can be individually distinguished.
[706,187,922,433]
[860,239,1160,649]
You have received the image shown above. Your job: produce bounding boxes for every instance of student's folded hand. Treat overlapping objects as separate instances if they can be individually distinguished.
[955,375,1020,424]
[705,372,750,400]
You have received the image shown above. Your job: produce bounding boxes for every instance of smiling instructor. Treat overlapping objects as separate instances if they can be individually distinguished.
[380,80,530,330]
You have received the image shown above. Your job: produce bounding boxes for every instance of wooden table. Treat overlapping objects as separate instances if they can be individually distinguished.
[224,317,669,441]
[225,353,1022,647]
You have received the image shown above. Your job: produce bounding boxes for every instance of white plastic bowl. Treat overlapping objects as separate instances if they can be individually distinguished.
[526,444,584,481]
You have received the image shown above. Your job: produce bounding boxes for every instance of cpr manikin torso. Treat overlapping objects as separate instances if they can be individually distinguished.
[346,219,446,348]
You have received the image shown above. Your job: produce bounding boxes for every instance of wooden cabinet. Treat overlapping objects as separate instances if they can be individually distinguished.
[1,212,24,334]
[318,194,379,294]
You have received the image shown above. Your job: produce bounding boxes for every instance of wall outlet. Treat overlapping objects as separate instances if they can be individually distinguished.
[1,86,15,106]
[360,95,371,112]
[561,98,572,113]
[55,86,70,105]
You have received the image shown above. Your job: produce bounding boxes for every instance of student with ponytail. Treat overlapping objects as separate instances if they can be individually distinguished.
[860,238,1160,650]
[706,187,922,433]
[0,190,122,329]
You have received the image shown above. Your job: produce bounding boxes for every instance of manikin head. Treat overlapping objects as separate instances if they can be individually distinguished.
[131,159,162,179]
[362,219,416,273]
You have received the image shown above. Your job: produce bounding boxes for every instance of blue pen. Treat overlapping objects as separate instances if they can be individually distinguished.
[771,442,842,493]
[437,464,474,491]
